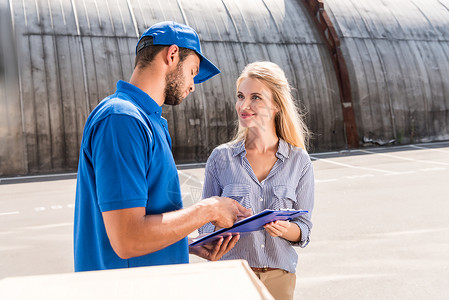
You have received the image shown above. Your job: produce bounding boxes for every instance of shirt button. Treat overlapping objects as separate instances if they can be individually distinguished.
[259,198,263,202]
[261,244,265,248]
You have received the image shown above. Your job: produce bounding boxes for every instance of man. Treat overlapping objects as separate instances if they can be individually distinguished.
[74,21,251,272]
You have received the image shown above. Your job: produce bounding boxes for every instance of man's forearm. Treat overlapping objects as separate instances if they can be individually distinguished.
[103,201,216,259]
[103,197,249,259]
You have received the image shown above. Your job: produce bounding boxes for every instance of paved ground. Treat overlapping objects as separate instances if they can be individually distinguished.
[1,141,449,299]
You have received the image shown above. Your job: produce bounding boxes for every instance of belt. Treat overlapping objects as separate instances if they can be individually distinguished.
[251,267,280,273]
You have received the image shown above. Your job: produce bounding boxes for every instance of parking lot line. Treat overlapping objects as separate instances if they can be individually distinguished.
[409,144,449,153]
[358,149,449,166]
[0,211,19,216]
[310,157,398,175]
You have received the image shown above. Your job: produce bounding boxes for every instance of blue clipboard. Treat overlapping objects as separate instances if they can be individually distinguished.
[189,209,308,246]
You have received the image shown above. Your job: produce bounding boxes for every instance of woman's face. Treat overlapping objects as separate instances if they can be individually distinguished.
[235,77,278,130]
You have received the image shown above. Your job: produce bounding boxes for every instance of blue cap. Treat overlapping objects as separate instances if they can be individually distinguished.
[136,21,221,84]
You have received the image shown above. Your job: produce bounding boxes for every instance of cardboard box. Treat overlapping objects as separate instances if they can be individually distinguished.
[0,259,274,299]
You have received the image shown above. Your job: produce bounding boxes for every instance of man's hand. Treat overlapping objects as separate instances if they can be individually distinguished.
[263,220,291,237]
[189,234,240,261]
[214,208,252,232]
[202,197,252,228]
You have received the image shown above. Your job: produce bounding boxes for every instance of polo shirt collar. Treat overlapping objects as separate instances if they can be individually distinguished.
[116,80,162,116]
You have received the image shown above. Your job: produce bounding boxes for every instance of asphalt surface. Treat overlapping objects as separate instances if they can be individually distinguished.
[1,141,449,300]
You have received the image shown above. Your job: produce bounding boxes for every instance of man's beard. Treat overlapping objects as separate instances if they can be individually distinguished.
[164,64,186,106]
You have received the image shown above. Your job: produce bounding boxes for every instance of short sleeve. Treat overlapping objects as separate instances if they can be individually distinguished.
[91,114,151,212]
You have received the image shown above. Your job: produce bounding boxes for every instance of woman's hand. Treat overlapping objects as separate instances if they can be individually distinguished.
[263,220,291,237]
[264,220,301,242]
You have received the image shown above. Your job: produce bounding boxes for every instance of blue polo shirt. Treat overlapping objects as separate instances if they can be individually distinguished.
[74,80,188,272]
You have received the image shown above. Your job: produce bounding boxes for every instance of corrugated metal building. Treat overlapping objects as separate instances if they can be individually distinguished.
[326,0,449,144]
[1,0,448,176]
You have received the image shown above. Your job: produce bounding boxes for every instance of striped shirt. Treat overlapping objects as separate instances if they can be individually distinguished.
[198,139,314,273]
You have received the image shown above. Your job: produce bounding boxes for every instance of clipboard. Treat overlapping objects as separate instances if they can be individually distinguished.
[189,209,308,246]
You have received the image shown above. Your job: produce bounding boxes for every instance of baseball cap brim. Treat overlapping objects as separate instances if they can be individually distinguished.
[136,21,220,84]
[195,54,221,84]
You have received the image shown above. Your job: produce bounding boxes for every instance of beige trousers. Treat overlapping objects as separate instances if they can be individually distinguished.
[254,269,296,300]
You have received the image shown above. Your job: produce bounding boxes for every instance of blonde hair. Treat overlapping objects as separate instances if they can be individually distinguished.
[233,61,310,150]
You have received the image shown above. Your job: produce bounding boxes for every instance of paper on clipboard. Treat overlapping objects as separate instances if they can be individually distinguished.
[189,209,308,247]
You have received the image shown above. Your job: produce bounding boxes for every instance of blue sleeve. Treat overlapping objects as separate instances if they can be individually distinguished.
[91,114,151,212]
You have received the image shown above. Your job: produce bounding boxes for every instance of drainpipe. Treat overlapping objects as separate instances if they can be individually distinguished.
[302,0,359,148]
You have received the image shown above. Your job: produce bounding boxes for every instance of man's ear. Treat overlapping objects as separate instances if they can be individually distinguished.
[166,45,179,66]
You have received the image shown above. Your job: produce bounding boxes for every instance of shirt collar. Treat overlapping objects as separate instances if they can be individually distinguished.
[276,138,290,161]
[231,140,246,157]
[231,138,290,160]
[116,80,162,116]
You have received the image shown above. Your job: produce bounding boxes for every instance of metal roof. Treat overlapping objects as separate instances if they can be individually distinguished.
[326,0,449,143]
[2,0,448,176]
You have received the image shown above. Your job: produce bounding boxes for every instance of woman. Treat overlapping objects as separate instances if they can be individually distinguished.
[199,61,314,300]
